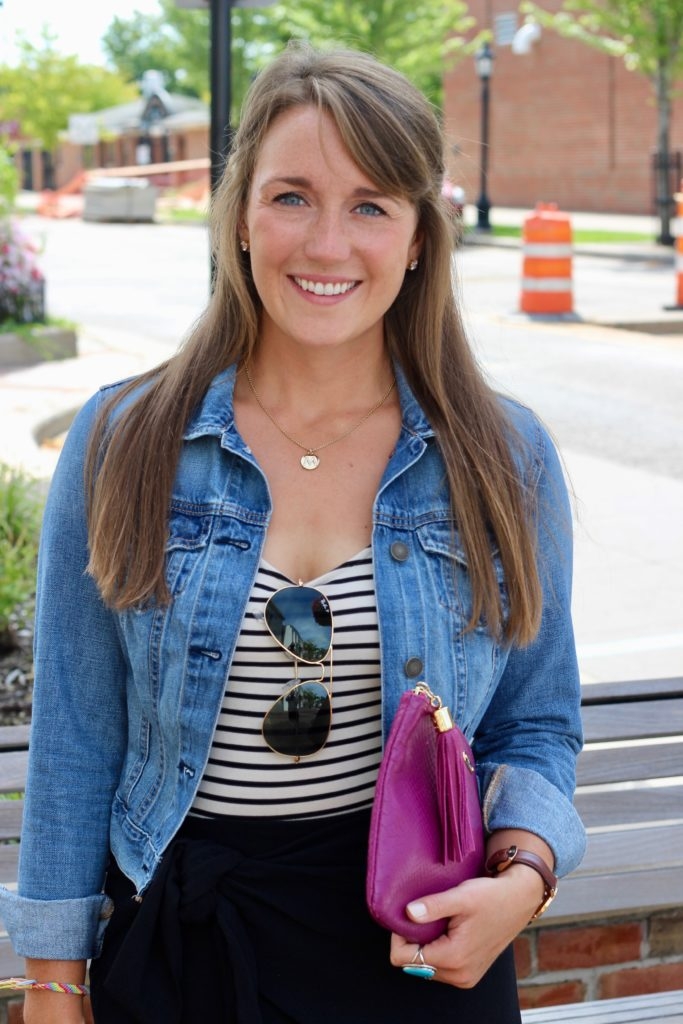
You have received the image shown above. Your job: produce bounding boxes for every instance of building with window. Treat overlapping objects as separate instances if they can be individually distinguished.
[443,1,683,214]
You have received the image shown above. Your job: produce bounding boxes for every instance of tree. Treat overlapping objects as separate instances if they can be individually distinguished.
[265,0,479,107]
[102,0,481,117]
[101,1,212,99]
[520,0,683,244]
[0,31,137,163]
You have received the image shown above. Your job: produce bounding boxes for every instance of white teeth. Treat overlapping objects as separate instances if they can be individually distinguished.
[294,277,357,296]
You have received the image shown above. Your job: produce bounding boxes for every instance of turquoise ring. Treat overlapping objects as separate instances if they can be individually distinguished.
[401,946,437,980]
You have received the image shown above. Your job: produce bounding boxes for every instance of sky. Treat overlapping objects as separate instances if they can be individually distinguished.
[0,0,167,67]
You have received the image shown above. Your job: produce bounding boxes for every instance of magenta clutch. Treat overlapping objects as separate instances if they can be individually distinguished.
[366,683,486,944]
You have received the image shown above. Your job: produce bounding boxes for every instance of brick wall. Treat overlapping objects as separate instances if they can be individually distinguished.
[515,909,683,1009]
[443,0,683,214]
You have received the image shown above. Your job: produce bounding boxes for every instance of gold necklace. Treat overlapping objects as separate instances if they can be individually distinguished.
[244,366,396,471]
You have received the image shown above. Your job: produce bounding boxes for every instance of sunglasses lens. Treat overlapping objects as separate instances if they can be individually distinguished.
[265,586,332,663]
[263,682,331,758]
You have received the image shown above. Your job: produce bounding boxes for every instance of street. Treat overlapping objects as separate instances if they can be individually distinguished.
[8,215,683,685]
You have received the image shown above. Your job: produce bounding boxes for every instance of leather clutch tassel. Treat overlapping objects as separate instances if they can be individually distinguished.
[366,682,485,944]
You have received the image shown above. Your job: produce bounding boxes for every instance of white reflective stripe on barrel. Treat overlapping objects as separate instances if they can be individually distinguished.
[522,278,573,292]
[676,254,683,272]
[522,243,573,258]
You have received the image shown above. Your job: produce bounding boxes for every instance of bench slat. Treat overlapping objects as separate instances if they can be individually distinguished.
[582,700,683,743]
[578,822,683,873]
[577,741,683,785]
[575,783,683,827]
[0,845,19,885]
[522,989,683,1022]
[0,751,28,795]
[0,937,24,978]
[0,799,23,841]
[544,864,683,921]
[0,725,30,753]
[581,678,683,705]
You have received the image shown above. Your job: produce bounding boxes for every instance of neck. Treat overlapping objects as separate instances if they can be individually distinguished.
[244,343,393,413]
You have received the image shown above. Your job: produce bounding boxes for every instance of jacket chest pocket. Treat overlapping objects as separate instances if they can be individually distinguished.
[164,507,213,596]
[415,521,509,635]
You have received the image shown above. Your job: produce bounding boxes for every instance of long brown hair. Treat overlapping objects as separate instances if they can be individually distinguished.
[85,41,542,644]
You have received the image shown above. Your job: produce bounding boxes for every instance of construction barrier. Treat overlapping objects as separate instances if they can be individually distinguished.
[674,185,683,308]
[520,202,573,314]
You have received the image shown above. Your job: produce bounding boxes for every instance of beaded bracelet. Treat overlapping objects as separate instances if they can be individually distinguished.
[0,977,90,996]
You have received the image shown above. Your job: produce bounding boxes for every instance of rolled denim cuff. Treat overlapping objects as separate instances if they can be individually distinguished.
[479,762,586,877]
[0,886,114,960]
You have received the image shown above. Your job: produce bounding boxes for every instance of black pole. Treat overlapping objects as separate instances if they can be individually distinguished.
[476,74,491,230]
[210,0,232,194]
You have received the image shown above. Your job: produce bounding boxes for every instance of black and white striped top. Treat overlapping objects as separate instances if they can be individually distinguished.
[190,547,382,819]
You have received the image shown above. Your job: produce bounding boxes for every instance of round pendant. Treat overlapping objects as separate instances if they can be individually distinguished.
[301,453,320,471]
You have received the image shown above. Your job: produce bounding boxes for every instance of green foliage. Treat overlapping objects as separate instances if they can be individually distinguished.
[520,0,683,83]
[0,144,19,219]
[0,463,43,650]
[102,2,211,99]
[0,30,138,153]
[101,0,482,117]
[267,0,480,106]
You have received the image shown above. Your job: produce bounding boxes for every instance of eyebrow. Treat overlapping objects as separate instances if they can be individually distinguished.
[259,176,399,202]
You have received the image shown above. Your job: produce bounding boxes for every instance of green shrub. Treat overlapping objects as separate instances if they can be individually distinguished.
[0,462,44,651]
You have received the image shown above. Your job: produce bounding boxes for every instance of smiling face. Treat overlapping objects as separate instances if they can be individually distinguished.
[241,105,421,358]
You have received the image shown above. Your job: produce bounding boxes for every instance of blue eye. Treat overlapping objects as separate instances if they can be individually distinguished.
[274,192,305,206]
[355,202,385,217]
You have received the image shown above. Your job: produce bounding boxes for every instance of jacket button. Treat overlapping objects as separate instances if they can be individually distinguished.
[390,541,410,561]
[404,657,423,677]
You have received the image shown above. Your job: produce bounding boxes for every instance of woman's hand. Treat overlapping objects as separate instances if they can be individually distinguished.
[389,862,544,989]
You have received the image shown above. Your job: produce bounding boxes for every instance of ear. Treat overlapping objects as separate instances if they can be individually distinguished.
[408,227,423,265]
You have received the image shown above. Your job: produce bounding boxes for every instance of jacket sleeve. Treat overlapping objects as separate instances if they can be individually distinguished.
[0,389,126,959]
[473,410,586,877]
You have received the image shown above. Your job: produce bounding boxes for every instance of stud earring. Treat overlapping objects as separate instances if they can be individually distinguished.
[408,259,419,271]
[240,239,250,252]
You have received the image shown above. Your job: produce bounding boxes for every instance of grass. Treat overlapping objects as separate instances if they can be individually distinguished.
[0,315,77,339]
[157,207,207,224]
[481,224,655,244]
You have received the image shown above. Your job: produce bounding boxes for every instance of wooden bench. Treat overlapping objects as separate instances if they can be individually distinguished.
[522,989,683,1022]
[542,676,683,924]
[0,724,29,977]
[1,677,682,1011]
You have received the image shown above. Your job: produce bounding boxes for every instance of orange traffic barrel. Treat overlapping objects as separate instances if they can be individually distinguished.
[520,203,573,314]
[674,186,683,307]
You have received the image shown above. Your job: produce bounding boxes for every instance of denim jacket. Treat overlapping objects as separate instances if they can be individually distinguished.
[0,364,585,961]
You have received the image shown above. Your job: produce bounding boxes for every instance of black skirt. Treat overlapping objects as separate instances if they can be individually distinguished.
[89,809,521,1024]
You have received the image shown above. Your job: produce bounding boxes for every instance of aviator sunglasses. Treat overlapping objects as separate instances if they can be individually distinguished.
[262,585,333,762]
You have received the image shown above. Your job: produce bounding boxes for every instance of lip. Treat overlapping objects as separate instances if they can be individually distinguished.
[291,275,360,299]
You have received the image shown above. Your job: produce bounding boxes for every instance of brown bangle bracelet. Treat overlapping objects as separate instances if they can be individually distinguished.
[485,845,558,919]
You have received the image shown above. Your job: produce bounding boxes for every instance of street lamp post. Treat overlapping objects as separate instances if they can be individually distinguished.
[210,0,232,193]
[475,42,494,231]
[176,0,274,191]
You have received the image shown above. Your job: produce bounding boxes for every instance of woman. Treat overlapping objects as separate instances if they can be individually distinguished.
[0,42,585,1024]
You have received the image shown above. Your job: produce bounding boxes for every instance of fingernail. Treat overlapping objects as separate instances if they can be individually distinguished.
[407,901,427,919]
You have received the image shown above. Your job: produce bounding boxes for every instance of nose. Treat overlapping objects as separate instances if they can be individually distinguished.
[303,207,352,264]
